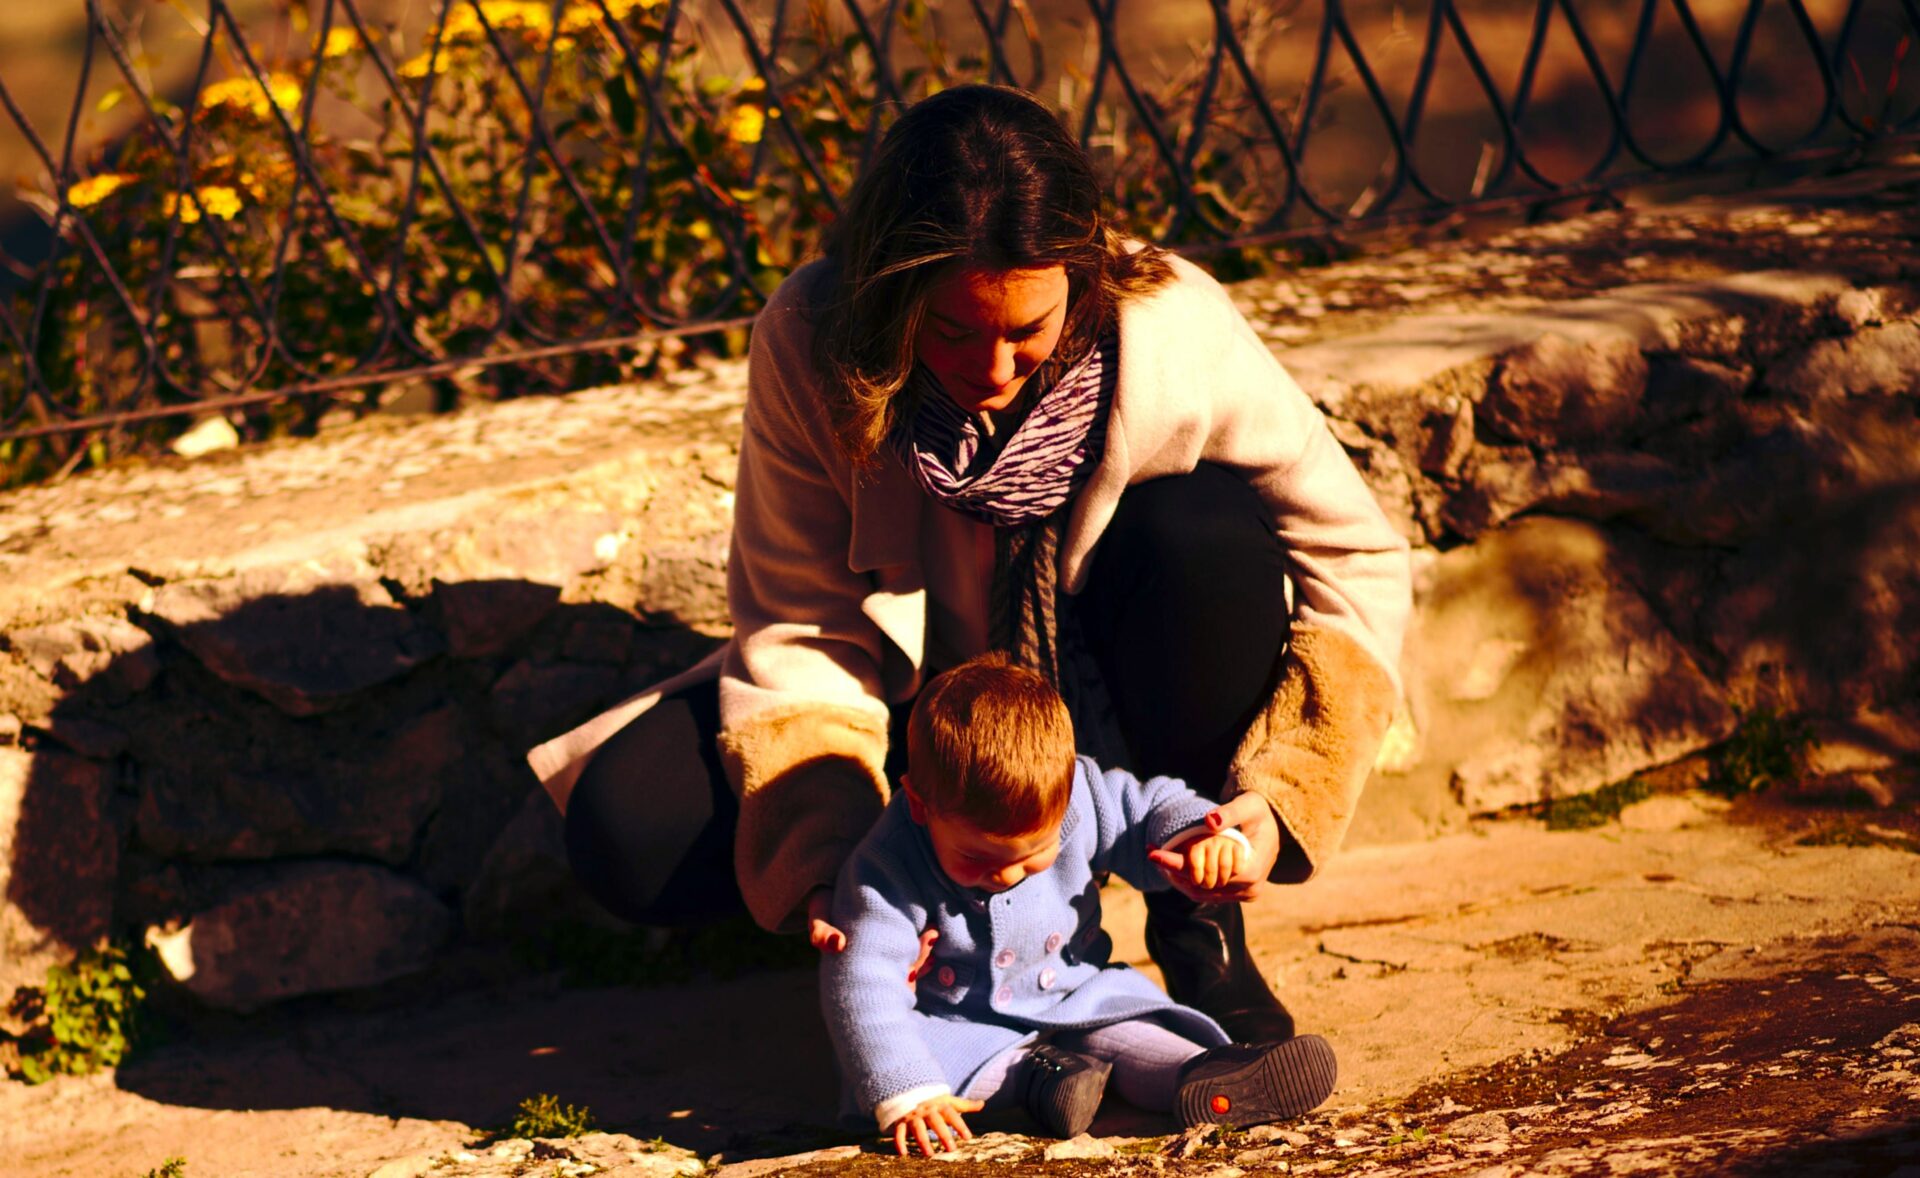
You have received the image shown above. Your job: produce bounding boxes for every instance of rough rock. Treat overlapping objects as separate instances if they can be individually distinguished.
[146,860,452,1011]
[134,704,459,864]
[0,747,120,994]
[1165,1125,1218,1158]
[1481,331,1650,447]
[1763,320,1920,401]
[1044,1134,1117,1160]
[413,746,539,895]
[1630,410,1857,546]
[631,535,731,628]
[1704,488,1920,713]
[709,1145,863,1178]
[1392,517,1736,815]
[464,787,614,939]
[149,572,442,716]
[390,505,626,592]
[487,659,622,751]
[4,614,161,698]
[0,714,18,745]
[1616,794,1722,833]
[1642,355,1752,428]
[39,713,128,759]
[1443,450,1683,541]
[434,578,562,659]
[368,1134,706,1178]
[1418,396,1476,480]
[928,1132,1034,1163]
[170,415,240,458]
[561,615,635,666]
[1448,1112,1513,1139]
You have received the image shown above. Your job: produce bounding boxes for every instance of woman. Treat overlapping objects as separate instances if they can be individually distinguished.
[530,84,1409,1044]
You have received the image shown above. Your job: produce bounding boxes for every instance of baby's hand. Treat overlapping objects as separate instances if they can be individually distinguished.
[806,889,846,954]
[889,1093,984,1156]
[905,928,940,985]
[1174,830,1246,891]
[1148,818,1253,893]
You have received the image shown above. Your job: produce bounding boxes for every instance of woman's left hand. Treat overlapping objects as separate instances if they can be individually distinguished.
[1148,792,1281,904]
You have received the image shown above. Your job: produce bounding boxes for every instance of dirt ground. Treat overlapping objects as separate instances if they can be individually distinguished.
[2,788,1916,1178]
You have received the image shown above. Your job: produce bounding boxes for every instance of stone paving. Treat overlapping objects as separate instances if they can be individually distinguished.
[2,789,1915,1177]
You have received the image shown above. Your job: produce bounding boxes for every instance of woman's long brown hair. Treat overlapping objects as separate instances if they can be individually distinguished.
[810,84,1173,466]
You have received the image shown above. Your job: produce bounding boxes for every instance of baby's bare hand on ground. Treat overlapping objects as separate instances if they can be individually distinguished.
[891,1095,984,1156]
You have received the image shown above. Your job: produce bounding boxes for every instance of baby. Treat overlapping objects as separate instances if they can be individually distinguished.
[813,653,1335,1156]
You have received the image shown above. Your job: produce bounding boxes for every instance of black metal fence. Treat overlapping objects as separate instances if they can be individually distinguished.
[4,0,1918,478]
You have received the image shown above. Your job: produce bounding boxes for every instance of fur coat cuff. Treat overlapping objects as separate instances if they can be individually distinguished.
[720,702,891,933]
[1226,624,1397,882]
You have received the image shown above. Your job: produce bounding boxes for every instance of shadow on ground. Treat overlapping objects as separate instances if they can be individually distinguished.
[112,967,847,1157]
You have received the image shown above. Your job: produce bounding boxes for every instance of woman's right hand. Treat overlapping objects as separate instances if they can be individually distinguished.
[890,1094,985,1156]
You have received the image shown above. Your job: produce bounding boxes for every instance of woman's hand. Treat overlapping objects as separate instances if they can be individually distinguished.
[1147,793,1282,903]
[890,1094,985,1156]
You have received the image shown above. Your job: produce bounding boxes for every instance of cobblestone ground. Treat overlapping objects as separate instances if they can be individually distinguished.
[3,792,1914,1178]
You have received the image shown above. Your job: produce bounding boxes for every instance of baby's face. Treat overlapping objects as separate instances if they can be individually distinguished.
[922,811,1061,894]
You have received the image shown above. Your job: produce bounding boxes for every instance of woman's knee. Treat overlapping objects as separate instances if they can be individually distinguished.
[563,684,743,926]
[1097,464,1288,603]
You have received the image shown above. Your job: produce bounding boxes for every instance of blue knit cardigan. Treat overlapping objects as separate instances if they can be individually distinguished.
[820,756,1232,1124]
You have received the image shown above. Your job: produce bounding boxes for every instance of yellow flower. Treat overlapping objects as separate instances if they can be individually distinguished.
[66,173,133,209]
[200,73,303,119]
[163,185,243,225]
[322,27,360,57]
[396,50,444,79]
[725,104,766,145]
[197,186,244,220]
[163,191,200,225]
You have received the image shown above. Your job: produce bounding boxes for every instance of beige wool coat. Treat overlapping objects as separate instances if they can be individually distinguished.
[530,253,1411,933]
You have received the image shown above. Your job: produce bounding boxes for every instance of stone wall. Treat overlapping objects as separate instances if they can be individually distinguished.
[3,171,1918,1009]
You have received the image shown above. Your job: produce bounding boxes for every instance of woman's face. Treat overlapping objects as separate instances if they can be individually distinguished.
[913,263,1070,415]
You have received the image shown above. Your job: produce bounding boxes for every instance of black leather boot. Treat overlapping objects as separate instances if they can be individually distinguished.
[1176,1035,1337,1126]
[1017,1043,1112,1138]
[1145,889,1296,1044]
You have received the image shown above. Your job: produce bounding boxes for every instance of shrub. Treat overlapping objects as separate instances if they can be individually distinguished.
[502,1092,595,1139]
[5,942,156,1084]
[1705,707,1814,798]
[1545,776,1652,830]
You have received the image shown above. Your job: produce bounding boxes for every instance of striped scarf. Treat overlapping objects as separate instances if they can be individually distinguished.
[894,333,1117,685]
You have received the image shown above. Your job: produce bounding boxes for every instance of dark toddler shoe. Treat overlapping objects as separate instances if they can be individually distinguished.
[1175,1035,1337,1127]
[1018,1043,1113,1138]
[1145,890,1297,1044]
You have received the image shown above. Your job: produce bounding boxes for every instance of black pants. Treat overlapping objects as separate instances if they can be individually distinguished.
[564,463,1291,926]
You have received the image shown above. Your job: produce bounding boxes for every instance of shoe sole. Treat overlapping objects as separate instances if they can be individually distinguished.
[1177,1035,1337,1127]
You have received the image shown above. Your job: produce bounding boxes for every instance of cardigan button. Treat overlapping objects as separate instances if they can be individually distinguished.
[995,949,1016,969]
[995,985,1012,1006]
[1044,932,1063,954]
[1038,967,1058,990]
[937,966,956,987]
